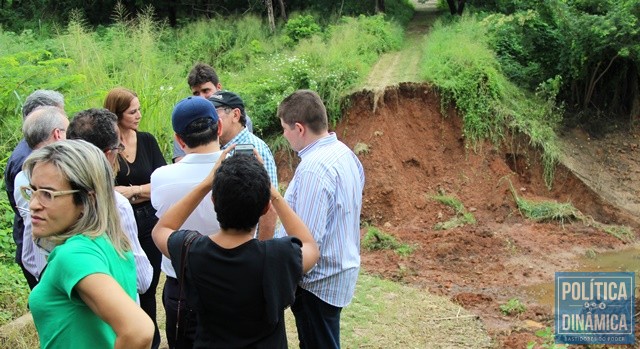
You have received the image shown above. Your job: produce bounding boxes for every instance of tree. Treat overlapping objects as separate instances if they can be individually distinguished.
[265,0,275,32]
[277,0,287,21]
[375,0,385,13]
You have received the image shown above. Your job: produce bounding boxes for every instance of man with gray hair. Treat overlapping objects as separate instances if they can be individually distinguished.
[4,90,64,289]
[12,106,68,286]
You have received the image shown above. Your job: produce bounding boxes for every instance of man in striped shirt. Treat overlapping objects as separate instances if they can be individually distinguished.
[275,90,365,349]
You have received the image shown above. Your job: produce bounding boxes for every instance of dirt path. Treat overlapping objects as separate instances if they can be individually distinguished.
[558,127,640,224]
[363,0,439,91]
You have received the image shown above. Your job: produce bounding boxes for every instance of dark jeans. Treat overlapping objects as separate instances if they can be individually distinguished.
[163,276,197,349]
[291,287,342,349]
[134,202,162,349]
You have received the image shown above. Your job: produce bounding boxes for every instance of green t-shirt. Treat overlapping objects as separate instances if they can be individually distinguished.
[29,234,136,349]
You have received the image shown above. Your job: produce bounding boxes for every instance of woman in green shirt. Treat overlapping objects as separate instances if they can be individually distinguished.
[22,140,153,349]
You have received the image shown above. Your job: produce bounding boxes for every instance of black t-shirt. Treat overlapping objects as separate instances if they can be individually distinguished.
[168,230,303,349]
[114,131,165,209]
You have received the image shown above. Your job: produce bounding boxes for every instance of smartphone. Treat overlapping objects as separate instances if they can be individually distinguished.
[234,144,255,157]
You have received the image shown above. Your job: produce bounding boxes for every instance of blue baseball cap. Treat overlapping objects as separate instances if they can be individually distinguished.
[171,96,218,134]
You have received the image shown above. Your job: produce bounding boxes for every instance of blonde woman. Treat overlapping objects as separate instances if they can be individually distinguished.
[22,140,153,348]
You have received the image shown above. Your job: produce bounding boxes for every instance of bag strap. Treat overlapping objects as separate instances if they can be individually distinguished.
[175,231,199,344]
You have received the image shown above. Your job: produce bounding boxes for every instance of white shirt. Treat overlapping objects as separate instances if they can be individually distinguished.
[14,171,153,294]
[151,151,222,278]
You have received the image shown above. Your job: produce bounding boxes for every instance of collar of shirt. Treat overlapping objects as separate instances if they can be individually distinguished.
[180,151,223,164]
[221,127,249,150]
[298,132,337,158]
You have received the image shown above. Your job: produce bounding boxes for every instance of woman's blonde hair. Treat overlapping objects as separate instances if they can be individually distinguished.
[23,140,131,255]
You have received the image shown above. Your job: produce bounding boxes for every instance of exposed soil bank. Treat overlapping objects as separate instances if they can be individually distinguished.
[276,83,639,347]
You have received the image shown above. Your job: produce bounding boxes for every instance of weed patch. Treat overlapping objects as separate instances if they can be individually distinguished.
[362,226,415,257]
[432,192,476,230]
[527,327,567,349]
[499,298,526,316]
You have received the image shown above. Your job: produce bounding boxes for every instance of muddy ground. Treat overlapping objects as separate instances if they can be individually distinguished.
[276,84,640,348]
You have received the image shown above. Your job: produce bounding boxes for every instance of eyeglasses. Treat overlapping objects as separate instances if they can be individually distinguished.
[216,107,233,115]
[20,186,80,207]
[107,143,125,154]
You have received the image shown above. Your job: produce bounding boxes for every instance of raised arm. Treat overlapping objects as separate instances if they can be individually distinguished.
[269,187,319,273]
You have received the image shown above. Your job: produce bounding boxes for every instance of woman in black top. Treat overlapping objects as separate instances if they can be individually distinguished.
[105,87,166,349]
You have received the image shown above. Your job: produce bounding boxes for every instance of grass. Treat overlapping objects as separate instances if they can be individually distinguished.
[286,272,492,348]
[515,198,579,223]
[507,181,636,242]
[0,272,493,349]
[0,262,29,327]
[361,225,415,257]
[421,16,561,188]
[432,192,476,230]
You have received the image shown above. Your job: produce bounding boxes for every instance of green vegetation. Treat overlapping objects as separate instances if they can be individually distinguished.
[509,182,634,242]
[421,16,561,187]
[0,262,29,325]
[432,192,476,230]
[362,226,415,257]
[515,197,579,223]
[527,327,567,349]
[508,182,579,223]
[499,298,526,316]
[480,0,640,127]
[0,1,410,326]
[601,224,634,242]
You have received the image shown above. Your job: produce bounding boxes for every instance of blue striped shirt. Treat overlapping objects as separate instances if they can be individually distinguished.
[221,127,278,187]
[275,133,364,307]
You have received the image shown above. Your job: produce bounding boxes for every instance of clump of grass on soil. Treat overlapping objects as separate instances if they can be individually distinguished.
[499,298,526,316]
[362,226,415,257]
[432,192,476,230]
[508,181,635,242]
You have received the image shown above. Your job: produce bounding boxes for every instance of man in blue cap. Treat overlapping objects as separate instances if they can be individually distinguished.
[150,96,222,349]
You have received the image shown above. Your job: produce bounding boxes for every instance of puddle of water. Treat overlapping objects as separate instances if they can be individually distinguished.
[522,247,640,309]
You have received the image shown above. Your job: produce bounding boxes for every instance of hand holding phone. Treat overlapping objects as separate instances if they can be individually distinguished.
[234,144,255,157]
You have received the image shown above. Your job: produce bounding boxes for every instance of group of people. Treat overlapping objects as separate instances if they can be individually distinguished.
[4,62,365,349]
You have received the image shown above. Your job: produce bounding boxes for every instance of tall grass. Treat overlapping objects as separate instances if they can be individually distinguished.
[421,16,561,187]
[0,8,407,325]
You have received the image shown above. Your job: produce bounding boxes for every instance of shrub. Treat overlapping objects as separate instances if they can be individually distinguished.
[0,261,29,325]
[284,14,321,44]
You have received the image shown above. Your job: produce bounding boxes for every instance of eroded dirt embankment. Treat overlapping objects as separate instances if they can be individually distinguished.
[276,83,639,347]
